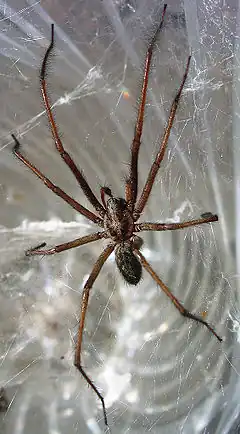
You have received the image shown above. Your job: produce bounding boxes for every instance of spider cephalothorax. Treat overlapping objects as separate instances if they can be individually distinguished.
[12,4,221,430]
[103,189,134,242]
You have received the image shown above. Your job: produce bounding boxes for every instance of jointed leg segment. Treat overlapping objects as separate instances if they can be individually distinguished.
[135,213,218,233]
[133,55,191,220]
[26,231,107,256]
[126,4,167,209]
[74,244,115,427]
[135,249,222,342]
[40,24,105,217]
[12,134,103,226]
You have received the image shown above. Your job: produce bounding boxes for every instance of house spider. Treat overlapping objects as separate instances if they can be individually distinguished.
[12,4,222,429]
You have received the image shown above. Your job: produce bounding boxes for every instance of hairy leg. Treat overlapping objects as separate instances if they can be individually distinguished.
[126,4,167,209]
[135,213,218,232]
[134,55,191,221]
[12,134,103,226]
[26,231,107,256]
[135,249,222,342]
[40,24,105,216]
[74,244,115,427]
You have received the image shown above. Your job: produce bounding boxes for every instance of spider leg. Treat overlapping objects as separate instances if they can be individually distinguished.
[26,231,107,256]
[12,134,103,226]
[135,213,218,232]
[133,55,191,221]
[74,244,115,428]
[40,24,105,217]
[126,4,167,210]
[134,249,222,342]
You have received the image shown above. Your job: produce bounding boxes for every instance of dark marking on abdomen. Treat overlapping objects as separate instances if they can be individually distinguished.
[115,243,142,285]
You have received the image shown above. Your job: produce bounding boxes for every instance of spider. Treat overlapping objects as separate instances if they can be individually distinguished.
[12,4,222,429]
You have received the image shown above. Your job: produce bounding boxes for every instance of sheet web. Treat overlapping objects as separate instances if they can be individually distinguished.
[0,1,239,434]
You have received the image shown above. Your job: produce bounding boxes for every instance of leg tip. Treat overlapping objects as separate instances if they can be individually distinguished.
[51,23,54,42]
[11,134,20,153]
[201,212,218,222]
[25,242,46,256]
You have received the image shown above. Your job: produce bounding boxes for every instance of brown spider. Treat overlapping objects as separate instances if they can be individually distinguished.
[12,4,221,429]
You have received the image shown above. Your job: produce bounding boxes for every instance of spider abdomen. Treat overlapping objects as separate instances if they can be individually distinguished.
[115,243,142,285]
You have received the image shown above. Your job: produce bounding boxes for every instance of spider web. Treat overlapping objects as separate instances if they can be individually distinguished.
[0,1,239,434]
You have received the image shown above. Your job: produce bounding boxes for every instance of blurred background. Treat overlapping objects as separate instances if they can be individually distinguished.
[0,0,239,433]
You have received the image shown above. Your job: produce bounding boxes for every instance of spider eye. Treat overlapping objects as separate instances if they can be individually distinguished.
[115,243,142,285]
